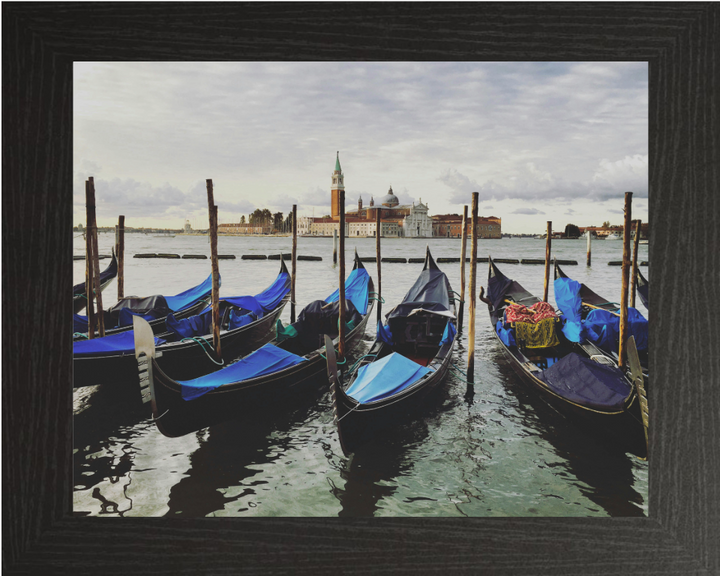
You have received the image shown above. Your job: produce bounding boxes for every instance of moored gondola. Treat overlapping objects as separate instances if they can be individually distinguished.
[133,253,375,438]
[74,260,291,388]
[327,247,457,456]
[484,257,647,459]
[73,249,118,313]
[554,261,648,373]
[74,271,215,340]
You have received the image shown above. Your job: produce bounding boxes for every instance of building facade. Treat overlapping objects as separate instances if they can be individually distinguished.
[432,214,502,238]
[403,200,432,237]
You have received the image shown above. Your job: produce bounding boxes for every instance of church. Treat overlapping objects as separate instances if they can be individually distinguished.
[315,152,433,237]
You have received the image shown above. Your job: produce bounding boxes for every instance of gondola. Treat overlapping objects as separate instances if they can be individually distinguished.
[132,252,375,438]
[636,267,649,309]
[326,247,457,456]
[73,272,215,340]
[74,260,291,389]
[73,250,118,313]
[554,261,648,373]
[484,257,647,459]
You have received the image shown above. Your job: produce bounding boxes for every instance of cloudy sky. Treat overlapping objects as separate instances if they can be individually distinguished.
[74,62,648,234]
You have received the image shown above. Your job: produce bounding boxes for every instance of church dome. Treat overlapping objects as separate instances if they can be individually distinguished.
[379,186,399,207]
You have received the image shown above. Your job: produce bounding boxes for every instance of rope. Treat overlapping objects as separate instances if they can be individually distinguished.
[337,400,363,422]
[369,292,385,304]
[347,354,377,375]
[180,337,225,365]
[74,332,89,339]
[320,352,346,365]
[450,361,473,385]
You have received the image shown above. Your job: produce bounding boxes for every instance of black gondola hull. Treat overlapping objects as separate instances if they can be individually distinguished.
[146,300,374,438]
[74,297,288,388]
[490,258,647,459]
[331,342,455,456]
[494,332,647,459]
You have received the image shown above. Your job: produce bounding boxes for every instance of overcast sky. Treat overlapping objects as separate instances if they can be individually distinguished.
[74,62,648,234]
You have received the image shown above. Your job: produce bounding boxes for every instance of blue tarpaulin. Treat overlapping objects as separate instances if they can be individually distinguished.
[75,274,216,329]
[377,321,393,344]
[220,295,264,318]
[179,343,307,400]
[439,321,457,346]
[166,308,214,339]
[554,276,584,342]
[536,352,632,411]
[164,274,214,312]
[74,330,166,356]
[496,320,516,347]
[228,310,255,330]
[345,352,432,404]
[584,307,648,352]
[74,313,89,333]
[243,271,291,312]
[325,267,370,314]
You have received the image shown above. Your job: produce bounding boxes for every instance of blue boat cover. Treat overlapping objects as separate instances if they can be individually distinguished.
[228,309,255,330]
[220,295,264,318]
[179,343,306,400]
[496,320,516,346]
[74,330,166,356]
[325,267,371,314]
[164,274,214,312]
[345,352,432,404]
[377,321,393,344]
[439,321,457,346]
[554,276,584,342]
[166,308,214,339]
[241,270,291,312]
[584,307,648,352]
[554,276,648,351]
[75,274,216,329]
[536,352,631,411]
[74,313,89,333]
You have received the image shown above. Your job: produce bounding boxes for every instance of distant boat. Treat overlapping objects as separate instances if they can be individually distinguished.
[605,232,621,240]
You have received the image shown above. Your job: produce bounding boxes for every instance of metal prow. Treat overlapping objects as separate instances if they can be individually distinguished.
[133,315,157,405]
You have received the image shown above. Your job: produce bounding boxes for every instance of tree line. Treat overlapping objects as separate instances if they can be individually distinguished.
[245,208,294,233]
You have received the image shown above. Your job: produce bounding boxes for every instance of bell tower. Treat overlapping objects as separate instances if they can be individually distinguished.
[330,151,345,219]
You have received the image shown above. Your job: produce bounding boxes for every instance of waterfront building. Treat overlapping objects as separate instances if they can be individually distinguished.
[432,214,502,238]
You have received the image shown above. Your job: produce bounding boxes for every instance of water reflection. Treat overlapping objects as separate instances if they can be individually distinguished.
[165,387,326,516]
[497,356,646,517]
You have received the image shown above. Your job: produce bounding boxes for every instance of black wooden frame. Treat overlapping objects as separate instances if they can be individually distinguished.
[3,3,718,574]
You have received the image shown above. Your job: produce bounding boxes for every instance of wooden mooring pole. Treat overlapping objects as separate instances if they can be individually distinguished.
[86,177,105,337]
[338,190,346,361]
[467,193,478,385]
[116,215,125,299]
[375,207,382,324]
[291,204,297,323]
[458,205,468,331]
[618,192,633,368]
[206,179,221,358]
[586,229,592,267]
[85,182,96,337]
[630,219,641,308]
[543,221,552,303]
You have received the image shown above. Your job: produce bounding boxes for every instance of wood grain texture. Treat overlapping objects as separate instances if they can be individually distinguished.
[2,2,718,574]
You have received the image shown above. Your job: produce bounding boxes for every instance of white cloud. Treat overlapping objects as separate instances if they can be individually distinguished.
[74,61,648,232]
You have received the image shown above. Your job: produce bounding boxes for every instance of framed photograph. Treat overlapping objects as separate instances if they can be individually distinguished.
[3,3,717,574]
